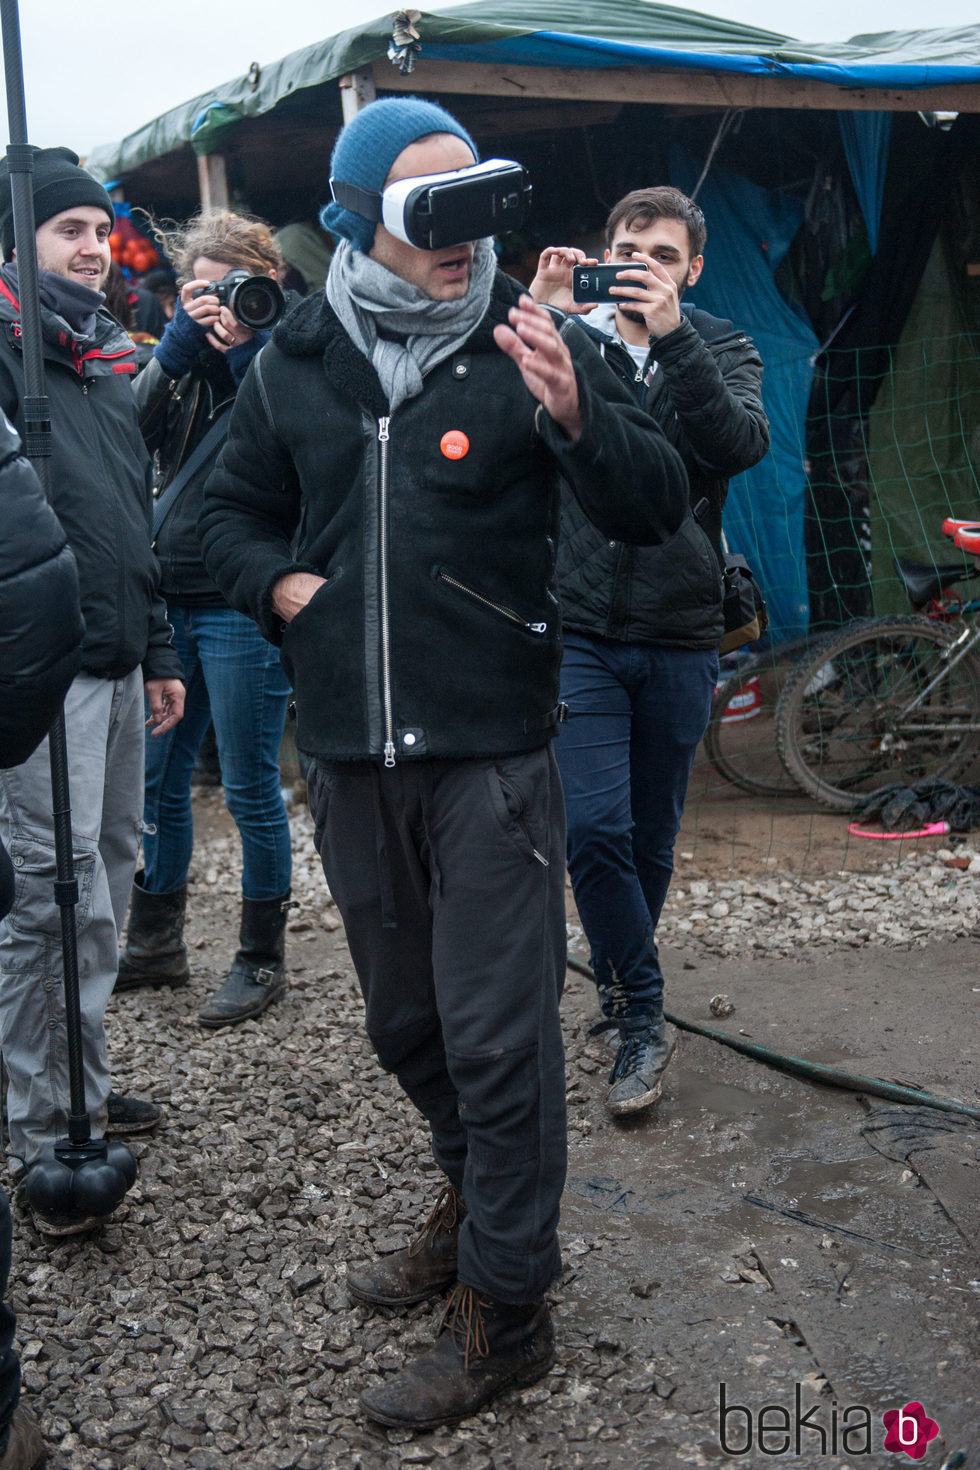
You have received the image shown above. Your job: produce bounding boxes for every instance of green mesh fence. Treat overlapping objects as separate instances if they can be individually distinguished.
[813,236,980,624]
[688,235,980,850]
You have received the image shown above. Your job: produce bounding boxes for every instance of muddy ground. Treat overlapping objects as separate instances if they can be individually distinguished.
[5,765,978,1470]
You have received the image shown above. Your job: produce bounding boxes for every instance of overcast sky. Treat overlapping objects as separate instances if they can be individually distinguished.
[1,0,977,158]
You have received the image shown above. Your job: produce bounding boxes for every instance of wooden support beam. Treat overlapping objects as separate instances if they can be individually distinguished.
[373,57,980,114]
[197,152,229,210]
[462,100,623,135]
[339,67,377,122]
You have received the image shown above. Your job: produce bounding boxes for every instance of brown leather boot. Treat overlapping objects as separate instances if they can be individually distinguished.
[0,1406,47,1468]
[359,1281,555,1429]
[346,1184,464,1308]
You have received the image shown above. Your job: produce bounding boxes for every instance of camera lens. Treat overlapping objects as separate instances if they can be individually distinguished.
[228,276,284,331]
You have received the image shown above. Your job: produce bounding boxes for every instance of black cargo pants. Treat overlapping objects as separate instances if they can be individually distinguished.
[308,745,567,1305]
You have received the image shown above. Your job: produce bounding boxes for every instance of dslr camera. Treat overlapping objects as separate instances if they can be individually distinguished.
[191,269,284,331]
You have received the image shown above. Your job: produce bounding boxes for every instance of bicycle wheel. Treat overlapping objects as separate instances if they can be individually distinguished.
[775,615,980,811]
[705,638,812,796]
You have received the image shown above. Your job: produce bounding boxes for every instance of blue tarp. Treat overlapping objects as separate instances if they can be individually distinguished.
[671,150,818,642]
[839,112,892,255]
[422,30,980,88]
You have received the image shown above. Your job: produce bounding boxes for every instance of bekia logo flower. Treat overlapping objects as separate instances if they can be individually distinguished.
[882,1401,939,1459]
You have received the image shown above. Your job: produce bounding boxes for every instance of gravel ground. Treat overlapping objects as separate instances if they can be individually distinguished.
[658,840,980,957]
[5,793,978,1469]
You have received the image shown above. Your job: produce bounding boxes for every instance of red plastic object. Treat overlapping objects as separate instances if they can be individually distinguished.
[847,820,950,840]
[942,517,980,554]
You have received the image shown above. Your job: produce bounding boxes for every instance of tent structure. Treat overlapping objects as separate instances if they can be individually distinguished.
[87,4,980,215]
[86,1,980,641]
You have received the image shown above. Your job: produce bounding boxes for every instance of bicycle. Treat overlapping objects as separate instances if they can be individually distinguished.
[773,519,980,811]
[704,637,813,797]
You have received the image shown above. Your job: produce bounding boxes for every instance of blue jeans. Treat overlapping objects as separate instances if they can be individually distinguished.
[142,606,292,900]
[556,631,718,1021]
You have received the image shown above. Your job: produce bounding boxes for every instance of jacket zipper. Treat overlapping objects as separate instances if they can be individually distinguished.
[171,380,201,477]
[437,571,548,635]
[377,416,396,768]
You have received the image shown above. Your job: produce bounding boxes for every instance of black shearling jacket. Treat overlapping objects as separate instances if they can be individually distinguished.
[0,411,83,768]
[558,304,769,650]
[200,271,689,764]
[0,275,181,683]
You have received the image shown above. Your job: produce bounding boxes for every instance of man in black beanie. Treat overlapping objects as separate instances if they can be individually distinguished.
[0,146,185,1238]
[201,97,688,1429]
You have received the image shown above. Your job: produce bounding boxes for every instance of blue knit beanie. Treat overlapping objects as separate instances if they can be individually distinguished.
[321,97,478,253]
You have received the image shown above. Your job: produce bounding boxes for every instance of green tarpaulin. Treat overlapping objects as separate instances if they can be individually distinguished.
[869,234,980,614]
[86,1,980,181]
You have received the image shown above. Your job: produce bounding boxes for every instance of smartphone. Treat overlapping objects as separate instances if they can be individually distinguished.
[572,261,649,303]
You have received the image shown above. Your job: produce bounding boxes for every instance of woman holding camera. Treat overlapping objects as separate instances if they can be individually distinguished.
[118,210,293,1029]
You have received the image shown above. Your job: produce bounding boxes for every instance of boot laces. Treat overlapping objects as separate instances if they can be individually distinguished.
[609,1023,660,1083]
[408,1184,462,1259]
[438,1281,490,1371]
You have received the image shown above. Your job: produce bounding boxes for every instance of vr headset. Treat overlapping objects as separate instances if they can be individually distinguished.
[330,158,532,250]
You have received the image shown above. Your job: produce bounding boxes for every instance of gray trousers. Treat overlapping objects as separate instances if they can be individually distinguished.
[0,672,144,1167]
[309,746,568,1306]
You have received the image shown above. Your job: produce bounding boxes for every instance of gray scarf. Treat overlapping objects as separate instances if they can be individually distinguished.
[326,238,496,411]
[2,262,103,339]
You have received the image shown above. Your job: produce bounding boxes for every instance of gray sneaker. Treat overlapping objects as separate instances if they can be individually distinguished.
[106,1092,162,1136]
[605,1019,677,1117]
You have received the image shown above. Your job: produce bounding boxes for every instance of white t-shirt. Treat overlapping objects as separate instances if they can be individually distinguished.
[591,303,657,381]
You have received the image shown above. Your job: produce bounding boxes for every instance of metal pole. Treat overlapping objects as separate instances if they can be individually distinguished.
[0,0,90,1143]
[2,1,136,1217]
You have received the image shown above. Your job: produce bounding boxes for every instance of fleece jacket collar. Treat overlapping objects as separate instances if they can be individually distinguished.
[272,269,526,418]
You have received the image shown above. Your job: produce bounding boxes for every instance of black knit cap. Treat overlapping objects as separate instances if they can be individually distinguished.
[0,146,114,260]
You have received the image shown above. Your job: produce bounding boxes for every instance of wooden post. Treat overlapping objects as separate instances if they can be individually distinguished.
[197,152,229,211]
[339,67,376,122]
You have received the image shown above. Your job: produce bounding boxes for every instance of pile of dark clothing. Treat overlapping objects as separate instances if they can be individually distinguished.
[852,781,980,832]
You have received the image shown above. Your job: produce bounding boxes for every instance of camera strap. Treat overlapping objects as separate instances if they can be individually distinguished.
[151,414,230,541]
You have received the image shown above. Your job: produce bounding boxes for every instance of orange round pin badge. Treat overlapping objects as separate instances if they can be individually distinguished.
[440,430,470,460]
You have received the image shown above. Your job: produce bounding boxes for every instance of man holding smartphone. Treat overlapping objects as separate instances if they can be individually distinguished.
[531,187,770,1118]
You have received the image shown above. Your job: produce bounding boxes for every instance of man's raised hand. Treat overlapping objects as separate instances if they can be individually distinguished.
[494,295,582,441]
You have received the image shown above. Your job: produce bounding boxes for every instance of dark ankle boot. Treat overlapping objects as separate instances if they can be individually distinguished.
[359,1281,555,1429]
[197,893,289,1028]
[347,1184,464,1308]
[116,872,190,992]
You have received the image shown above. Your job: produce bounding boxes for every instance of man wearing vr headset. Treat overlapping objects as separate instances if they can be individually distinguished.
[200,97,688,1431]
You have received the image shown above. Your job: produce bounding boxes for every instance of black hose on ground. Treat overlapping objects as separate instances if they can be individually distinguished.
[566,955,980,1122]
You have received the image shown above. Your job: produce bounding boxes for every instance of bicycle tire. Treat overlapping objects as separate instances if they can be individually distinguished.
[705,638,813,796]
[775,615,980,811]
